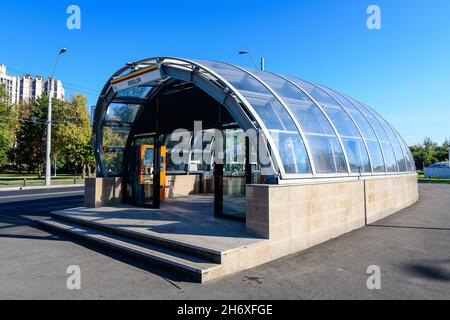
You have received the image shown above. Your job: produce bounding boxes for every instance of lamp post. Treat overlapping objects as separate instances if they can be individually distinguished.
[238,51,265,71]
[45,48,67,186]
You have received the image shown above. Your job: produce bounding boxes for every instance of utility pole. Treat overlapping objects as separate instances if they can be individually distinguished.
[45,48,67,186]
[238,51,265,71]
[260,57,265,71]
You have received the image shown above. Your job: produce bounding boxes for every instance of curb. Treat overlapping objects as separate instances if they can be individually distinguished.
[0,184,85,192]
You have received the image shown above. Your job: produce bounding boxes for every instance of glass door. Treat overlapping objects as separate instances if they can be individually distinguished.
[214,129,256,222]
[139,145,156,207]
[128,137,166,209]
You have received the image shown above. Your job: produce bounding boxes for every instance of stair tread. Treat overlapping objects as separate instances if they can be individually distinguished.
[40,219,221,273]
[52,212,223,256]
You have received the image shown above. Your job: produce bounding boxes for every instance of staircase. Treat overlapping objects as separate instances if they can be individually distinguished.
[38,213,226,283]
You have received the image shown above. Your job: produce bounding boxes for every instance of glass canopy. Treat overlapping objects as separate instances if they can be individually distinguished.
[94,57,416,180]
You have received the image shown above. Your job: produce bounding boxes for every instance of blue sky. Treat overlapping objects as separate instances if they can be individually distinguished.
[1,0,449,145]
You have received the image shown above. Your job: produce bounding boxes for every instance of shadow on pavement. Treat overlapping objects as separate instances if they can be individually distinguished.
[403,260,450,282]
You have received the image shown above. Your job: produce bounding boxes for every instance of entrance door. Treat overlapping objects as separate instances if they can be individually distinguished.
[214,133,253,222]
[134,143,166,208]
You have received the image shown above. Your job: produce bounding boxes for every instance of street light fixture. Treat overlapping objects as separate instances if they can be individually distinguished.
[238,51,265,71]
[45,48,67,186]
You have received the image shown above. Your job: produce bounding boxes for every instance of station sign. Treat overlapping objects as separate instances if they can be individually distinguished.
[111,65,162,92]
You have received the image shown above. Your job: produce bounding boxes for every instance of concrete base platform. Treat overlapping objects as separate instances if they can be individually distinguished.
[39,195,268,283]
[39,175,419,283]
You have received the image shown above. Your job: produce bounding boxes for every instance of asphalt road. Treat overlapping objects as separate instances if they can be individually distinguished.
[0,187,84,205]
[0,184,449,300]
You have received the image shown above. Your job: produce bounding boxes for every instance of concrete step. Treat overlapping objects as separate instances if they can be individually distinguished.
[38,219,223,283]
[51,212,222,264]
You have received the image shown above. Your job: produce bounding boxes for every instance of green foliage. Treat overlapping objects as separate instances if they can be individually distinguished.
[410,137,449,170]
[53,95,95,174]
[102,126,129,175]
[0,84,16,169]
[14,96,50,176]
[11,94,95,176]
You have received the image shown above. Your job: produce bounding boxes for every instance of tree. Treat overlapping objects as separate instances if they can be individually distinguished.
[12,94,95,177]
[14,96,50,176]
[410,145,422,170]
[435,138,449,163]
[0,84,18,170]
[0,84,9,168]
[410,138,448,170]
[53,95,95,177]
[422,137,438,168]
[443,139,449,150]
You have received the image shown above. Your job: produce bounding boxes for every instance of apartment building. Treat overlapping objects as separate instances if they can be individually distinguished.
[0,64,65,104]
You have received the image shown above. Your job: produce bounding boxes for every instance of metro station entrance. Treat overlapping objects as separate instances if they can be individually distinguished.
[114,73,268,222]
[125,131,254,222]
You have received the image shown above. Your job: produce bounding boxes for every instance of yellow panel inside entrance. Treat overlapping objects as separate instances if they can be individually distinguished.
[139,145,166,201]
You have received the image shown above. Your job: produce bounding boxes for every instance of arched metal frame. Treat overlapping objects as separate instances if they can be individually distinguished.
[222,63,317,177]
[336,92,389,174]
[274,75,352,177]
[317,85,374,175]
[360,102,410,173]
[343,94,406,174]
[94,57,415,181]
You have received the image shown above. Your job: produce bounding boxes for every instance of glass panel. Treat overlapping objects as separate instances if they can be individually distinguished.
[103,126,130,148]
[381,142,397,172]
[139,146,155,206]
[116,86,152,98]
[323,89,378,141]
[352,102,398,172]
[106,103,141,123]
[356,105,390,142]
[346,107,378,141]
[323,105,361,138]
[306,135,347,174]
[396,134,411,172]
[224,129,246,173]
[326,89,393,173]
[191,138,214,173]
[244,92,297,131]
[166,153,188,173]
[289,78,337,106]
[360,105,404,172]
[285,100,334,135]
[248,70,334,135]
[223,129,247,220]
[299,83,372,174]
[273,133,312,174]
[342,138,372,173]
[368,109,407,173]
[404,142,416,172]
[403,146,411,172]
[103,150,124,176]
[367,140,385,173]
[102,127,130,176]
[223,176,247,219]
[242,70,351,175]
[393,143,407,172]
[165,132,191,173]
[196,61,311,174]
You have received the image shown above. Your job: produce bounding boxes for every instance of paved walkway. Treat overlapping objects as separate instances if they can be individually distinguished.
[0,184,449,299]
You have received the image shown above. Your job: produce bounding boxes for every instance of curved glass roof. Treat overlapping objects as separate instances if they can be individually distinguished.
[94,57,416,179]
